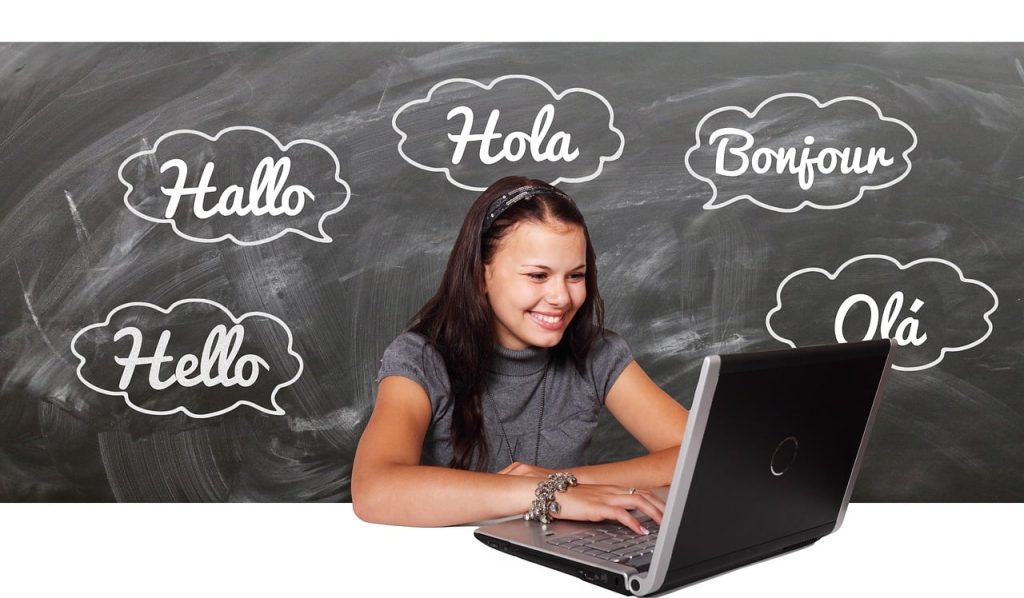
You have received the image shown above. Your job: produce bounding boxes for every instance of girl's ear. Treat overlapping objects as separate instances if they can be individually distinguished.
[480,265,490,296]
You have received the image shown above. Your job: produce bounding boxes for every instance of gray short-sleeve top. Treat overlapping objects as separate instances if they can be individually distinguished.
[374,330,634,472]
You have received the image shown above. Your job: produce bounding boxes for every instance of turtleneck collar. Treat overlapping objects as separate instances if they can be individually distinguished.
[488,343,551,376]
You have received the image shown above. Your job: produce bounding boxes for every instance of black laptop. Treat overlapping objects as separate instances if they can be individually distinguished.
[475,339,896,595]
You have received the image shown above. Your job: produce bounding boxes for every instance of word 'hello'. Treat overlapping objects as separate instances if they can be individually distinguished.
[114,324,269,390]
[160,157,314,218]
[834,291,927,347]
[447,103,580,165]
[710,129,894,190]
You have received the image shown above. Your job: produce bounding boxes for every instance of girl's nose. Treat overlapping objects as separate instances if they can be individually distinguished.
[546,280,570,306]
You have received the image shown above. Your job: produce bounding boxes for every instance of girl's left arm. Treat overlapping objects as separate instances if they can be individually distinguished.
[500,360,688,488]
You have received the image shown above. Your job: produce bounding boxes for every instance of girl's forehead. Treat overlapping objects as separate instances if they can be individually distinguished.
[495,221,586,262]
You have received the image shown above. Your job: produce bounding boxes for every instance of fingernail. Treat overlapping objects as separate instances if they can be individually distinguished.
[642,528,650,535]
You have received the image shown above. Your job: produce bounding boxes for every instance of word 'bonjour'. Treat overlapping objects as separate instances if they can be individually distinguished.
[160,157,314,218]
[447,103,580,165]
[710,129,894,190]
[114,324,269,390]
[834,291,927,347]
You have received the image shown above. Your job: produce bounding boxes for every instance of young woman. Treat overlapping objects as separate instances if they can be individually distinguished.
[352,176,688,534]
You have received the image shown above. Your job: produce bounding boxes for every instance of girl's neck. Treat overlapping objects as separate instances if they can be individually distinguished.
[489,342,551,376]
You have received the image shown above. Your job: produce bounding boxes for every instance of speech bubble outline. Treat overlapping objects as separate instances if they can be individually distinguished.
[118,125,352,246]
[684,93,919,213]
[765,254,999,371]
[70,298,304,417]
[391,74,625,191]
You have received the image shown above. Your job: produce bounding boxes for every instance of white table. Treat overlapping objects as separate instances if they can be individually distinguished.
[2,503,1019,597]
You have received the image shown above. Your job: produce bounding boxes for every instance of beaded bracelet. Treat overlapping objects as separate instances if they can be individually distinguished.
[524,472,578,524]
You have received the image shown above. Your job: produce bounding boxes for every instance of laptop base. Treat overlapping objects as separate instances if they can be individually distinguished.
[476,523,825,596]
[474,531,633,595]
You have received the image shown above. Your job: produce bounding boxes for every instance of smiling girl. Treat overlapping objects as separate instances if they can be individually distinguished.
[352,176,688,534]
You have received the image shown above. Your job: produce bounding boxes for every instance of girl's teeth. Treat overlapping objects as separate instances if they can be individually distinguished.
[532,313,562,324]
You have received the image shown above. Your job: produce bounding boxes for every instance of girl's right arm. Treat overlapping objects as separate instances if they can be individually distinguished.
[352,375,539,525]
[351,376,664,533]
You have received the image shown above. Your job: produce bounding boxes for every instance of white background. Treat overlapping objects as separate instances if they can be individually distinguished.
[1,1,1023,41]
[2,3,1023,597]
[2,504,1022,597]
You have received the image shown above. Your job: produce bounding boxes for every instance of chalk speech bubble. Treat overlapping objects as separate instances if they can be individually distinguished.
[685,93,918,212]
[392,74,624,191]
[766,254,998,371]
[71,299,303,417]
[119,126,351,245]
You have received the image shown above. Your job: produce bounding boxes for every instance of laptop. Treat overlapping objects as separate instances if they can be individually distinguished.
[474,339,896,595]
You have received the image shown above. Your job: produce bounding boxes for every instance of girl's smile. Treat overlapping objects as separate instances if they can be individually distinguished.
[529,311,566,329]
[484,221,587,350]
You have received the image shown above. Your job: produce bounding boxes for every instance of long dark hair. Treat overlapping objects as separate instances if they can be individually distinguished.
[409,176,606,470]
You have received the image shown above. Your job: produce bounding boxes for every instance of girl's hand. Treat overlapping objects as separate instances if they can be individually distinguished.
[496,461,555,478]
[553,484,665,535]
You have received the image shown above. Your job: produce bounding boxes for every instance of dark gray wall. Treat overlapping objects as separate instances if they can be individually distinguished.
[1,43,1021,501]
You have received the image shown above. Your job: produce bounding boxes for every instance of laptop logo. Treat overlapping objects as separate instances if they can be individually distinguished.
[770,436,799,476]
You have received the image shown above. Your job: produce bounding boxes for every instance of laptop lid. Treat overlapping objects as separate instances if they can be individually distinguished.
[631,339,895,595]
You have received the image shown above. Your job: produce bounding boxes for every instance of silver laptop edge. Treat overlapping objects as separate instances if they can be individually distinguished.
[832,338,896,533]
[628,355,721,596]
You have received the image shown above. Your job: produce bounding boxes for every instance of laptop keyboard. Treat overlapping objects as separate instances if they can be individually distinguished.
[545,514,660,569]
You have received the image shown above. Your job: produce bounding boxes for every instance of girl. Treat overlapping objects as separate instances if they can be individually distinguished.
[352,176,688,534]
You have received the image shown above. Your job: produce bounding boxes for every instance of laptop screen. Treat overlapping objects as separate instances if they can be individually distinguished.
[668,341,891,568]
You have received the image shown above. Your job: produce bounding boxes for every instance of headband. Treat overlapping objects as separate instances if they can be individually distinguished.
[481,184,576,233]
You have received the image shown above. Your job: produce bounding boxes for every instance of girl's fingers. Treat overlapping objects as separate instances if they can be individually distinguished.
[614,494,663,526]
[555,484,666,534]
[617,488,666,522]
[601,487,663,516]
[606,507,647,535]
[636,489,666,515]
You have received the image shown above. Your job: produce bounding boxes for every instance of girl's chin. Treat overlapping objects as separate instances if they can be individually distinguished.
[505,327,564,350]
[529,333,563,348]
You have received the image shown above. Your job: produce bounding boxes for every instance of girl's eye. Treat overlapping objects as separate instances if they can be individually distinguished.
[526,272,585,282]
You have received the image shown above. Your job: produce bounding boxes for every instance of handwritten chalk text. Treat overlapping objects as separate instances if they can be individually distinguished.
[160,157,315,219]
[834,291,927,347]
[710,128,894,190]
[114,324,269,390]
[446,103,580,165]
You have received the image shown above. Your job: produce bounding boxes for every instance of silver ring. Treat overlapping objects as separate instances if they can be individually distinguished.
[628,487,637,495]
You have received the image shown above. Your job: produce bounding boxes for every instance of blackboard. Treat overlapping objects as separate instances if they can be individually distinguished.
[1,42,1021,502]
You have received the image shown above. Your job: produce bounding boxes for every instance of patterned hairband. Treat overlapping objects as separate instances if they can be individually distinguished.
[481,184,575,233]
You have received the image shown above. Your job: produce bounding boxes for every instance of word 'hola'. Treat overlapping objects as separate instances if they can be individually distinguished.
[447,103,580,165]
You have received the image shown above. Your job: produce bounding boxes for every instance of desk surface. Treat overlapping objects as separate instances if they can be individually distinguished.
[2,503,1020,598]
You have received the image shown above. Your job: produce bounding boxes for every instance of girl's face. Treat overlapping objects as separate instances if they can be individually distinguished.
[484,220,588,350]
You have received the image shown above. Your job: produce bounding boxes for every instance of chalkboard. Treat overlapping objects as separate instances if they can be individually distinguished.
[1,43,1021,502]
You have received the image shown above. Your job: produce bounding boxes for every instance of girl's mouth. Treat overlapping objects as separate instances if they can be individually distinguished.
[529,311,566,330]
